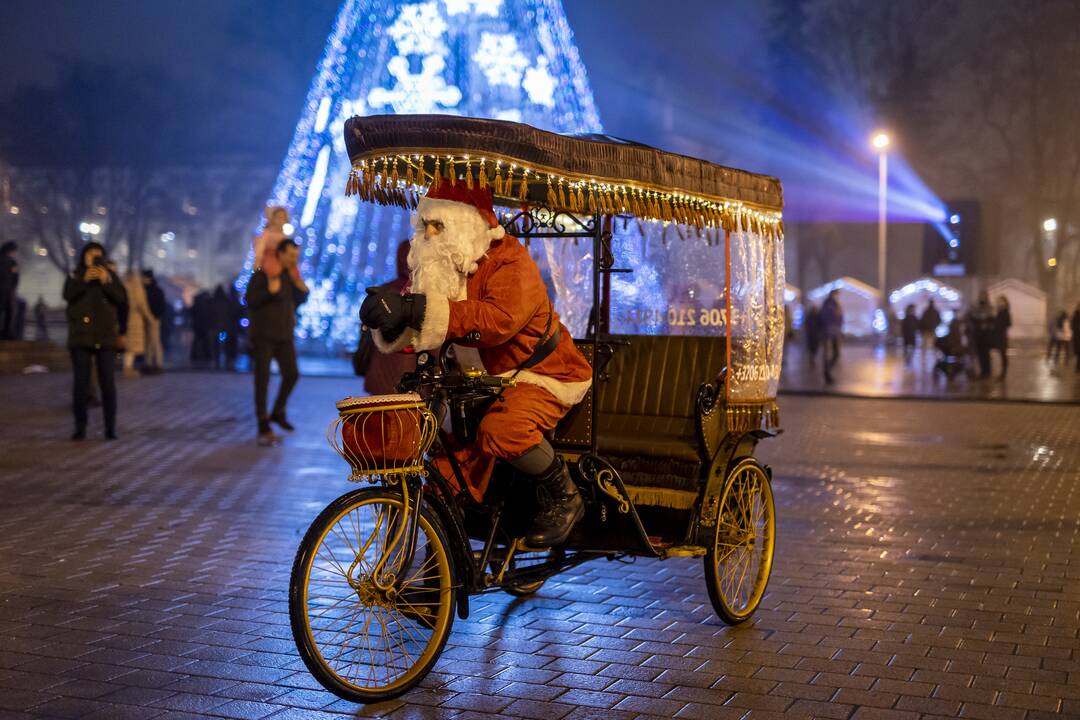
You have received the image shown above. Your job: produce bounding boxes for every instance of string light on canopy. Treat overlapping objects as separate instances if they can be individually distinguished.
[241,0,603,351]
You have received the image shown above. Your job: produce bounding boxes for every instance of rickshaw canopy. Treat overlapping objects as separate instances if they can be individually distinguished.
[343,114,783,236]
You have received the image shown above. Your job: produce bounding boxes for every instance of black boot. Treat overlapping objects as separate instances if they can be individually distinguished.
[525,458,584,548]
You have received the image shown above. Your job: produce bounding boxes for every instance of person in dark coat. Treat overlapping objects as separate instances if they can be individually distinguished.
[0,241,19,339]
[901,303,918,364]
[1070,303,1080,372]
[819,290,843,384]
[210,285,230,369]
[64,242,127,440]
[803,302,821,368]
[245,238,309,444]
[918,298,941,362]
[222,284,242,369]
[189,291,212,364]
[967,291,997,378]
[993,295,1011,378]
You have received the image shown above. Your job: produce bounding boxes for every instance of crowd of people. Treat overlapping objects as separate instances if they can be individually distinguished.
[799,287,1080,386]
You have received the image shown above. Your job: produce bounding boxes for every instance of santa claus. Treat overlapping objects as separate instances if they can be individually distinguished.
[360,182,591,547]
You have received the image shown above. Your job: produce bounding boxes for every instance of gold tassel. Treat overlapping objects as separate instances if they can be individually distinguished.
[577,185,585,212]
[465,159,473,189]
[432,158,441,190]
[417,158,426,188]
[447,158,455,186]
[405,162,414,189]
[478,159,487,189]
[557,181,567,209]
[546,177,557,208]
[588,187,597,214]
[495,165,504,196]
[390,157,400,189]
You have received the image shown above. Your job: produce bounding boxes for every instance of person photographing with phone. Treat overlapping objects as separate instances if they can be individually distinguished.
[64,242,127,440]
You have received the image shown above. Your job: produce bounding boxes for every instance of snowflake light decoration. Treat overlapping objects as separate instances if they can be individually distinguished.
[523,56,557,107]
[368,55,463,113]
[473,32,529,87]
[387,1,448,55]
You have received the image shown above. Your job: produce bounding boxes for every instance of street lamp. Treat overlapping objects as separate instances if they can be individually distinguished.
[1043,217,1057,233]
[871,131,891,314]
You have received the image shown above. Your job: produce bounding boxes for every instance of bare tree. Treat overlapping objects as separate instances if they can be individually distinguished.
[0,63,196,273]
[952,0,1080,305]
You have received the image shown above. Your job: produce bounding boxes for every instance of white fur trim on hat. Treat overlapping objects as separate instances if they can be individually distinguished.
[497,370,592,407]
[416,196,497,271]
[413,292,450,352]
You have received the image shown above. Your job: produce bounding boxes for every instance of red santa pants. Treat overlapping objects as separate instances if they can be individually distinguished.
[434,382,568,503]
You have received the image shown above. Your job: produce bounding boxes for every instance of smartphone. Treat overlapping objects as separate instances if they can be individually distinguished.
[93,257,106,267]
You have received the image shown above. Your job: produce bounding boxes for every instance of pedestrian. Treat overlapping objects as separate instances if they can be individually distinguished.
[1071,302,1080,373]
[0,241,19,340]
[901,303,918,364]
[189,290,212,364]
[254,206,291,278]
[819,290,843,384]
[64,242,126,440]
[122,271,151,377]
[142,270,166,373]
[803,302,820,367]
[918,298,941,363]
[358,240,416,395]
[224,284,243,370]
[966,291,996,378]
[994,295,1011,379]
[1047,311,1071,364]
[210,285,230,368]
[33,296,48,341]
[245,238,309,445]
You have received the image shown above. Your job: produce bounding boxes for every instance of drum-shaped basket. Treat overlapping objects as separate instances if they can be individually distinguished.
[328,393,437,481]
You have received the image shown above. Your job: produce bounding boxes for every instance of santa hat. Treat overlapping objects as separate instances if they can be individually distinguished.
[416,182,506,242]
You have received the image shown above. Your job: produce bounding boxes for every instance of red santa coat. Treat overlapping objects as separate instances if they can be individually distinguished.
[416,234,592,407]
[414,234,592,501]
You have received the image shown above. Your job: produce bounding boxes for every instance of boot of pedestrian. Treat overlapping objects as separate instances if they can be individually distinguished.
[524,458,584,548]
[270,412,295,432]
[257,421,280,446]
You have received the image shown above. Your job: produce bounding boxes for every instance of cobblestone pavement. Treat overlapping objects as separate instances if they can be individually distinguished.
[1,372,1078,719]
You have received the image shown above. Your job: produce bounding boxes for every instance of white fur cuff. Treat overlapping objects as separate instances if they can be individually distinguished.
[371,327,416,354]
[414,293,450,351]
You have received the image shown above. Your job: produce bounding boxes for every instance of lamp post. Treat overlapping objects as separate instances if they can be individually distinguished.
[871,131,891,311]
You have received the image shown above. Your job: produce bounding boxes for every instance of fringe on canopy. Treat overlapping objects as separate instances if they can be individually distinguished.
[344,152,784,236]
[724,401,781,434]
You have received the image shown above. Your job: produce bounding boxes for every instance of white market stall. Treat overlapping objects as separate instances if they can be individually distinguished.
[889,277,964,333]
[807,276,881,337]
[985,278,1047,340]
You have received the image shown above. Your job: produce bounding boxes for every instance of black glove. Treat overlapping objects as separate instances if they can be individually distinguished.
[360,288,426,335]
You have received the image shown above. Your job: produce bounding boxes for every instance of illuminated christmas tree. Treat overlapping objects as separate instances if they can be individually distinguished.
[246,0,602,351]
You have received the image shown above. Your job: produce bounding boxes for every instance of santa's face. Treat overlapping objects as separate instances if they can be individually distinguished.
[407,201,493,300]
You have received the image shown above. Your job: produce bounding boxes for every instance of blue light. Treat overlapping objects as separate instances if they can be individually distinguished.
[240,318,250,328]
[238,0,602,352]
[948,237,959,248]
[949,213,960,225]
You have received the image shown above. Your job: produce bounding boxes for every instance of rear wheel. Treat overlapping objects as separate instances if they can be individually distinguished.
[289,486,456,703]
[705,458,775,624]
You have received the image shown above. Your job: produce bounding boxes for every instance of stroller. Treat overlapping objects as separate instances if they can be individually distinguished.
[933,318,968,380]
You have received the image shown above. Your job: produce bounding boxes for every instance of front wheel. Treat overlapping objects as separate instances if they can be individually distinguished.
[289,486,457,703]
[705,458,776,624]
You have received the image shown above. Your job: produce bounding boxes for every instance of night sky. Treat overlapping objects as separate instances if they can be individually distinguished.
[0,1,784,170]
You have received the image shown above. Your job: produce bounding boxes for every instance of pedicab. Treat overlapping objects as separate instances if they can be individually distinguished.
[289,115,786,702]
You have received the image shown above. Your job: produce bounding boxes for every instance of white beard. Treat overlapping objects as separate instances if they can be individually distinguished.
[406,209,492,301]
